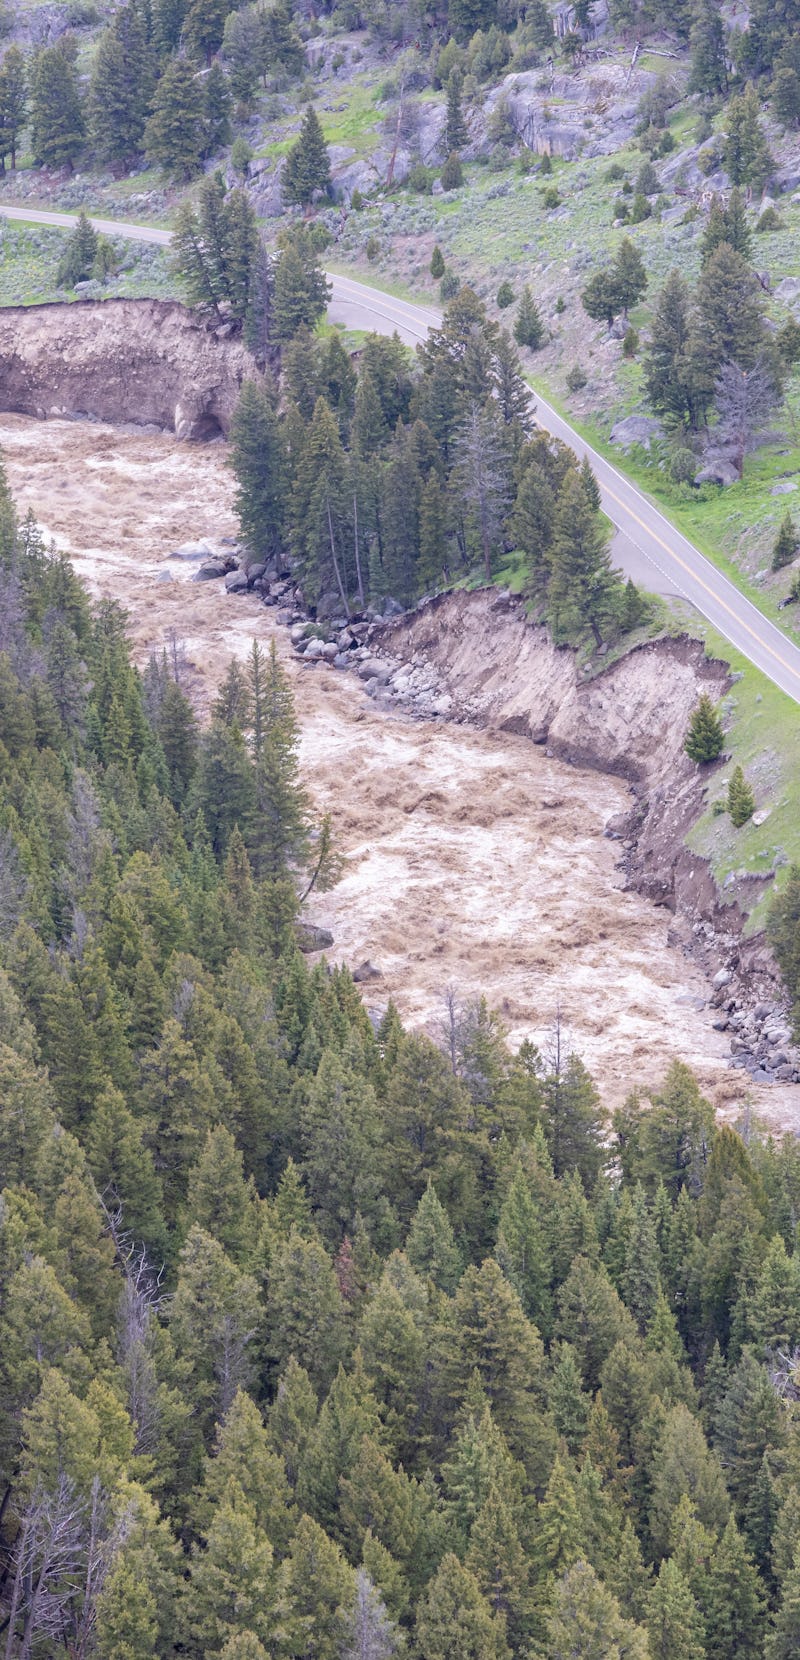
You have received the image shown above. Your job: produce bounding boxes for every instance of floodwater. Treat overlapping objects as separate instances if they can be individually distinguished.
[1,412,753,1112]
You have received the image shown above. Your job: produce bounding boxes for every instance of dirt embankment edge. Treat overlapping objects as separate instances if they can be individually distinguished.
[0,298,257,439]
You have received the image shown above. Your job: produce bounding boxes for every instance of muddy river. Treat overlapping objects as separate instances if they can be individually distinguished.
[0,412,758,1114]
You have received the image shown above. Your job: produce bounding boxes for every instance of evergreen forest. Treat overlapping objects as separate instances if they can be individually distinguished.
[2,452,800,1660]
[226,269,642,645]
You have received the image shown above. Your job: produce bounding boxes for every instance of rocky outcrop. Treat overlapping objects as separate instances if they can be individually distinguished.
[0,299,258,438]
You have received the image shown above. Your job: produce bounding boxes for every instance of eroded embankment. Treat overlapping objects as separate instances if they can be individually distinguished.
[0,298,256,438]
[371,589,783,1011]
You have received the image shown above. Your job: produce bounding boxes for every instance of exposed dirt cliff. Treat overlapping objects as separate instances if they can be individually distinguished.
[0,299,257,438]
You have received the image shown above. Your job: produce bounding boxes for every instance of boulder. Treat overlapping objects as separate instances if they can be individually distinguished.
[610,415,663,451]
[194,559,227,581]
[695,452,740,486]
[771,481,797,495]
[352,959,382,983]
[357,658,392,683]
[224,568,250,592]
[295,922,334,953]
[173,539,215,560]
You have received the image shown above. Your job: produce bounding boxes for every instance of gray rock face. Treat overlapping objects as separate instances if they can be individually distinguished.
[610,415,663,451]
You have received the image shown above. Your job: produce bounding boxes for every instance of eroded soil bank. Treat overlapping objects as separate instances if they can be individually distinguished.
[0,299,256,438]
[1,410,794,1120]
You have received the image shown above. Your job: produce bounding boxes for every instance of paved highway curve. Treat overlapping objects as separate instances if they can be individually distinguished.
[3,202,800,705]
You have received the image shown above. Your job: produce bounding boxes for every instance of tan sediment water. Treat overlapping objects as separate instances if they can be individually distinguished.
[1,412,771,1117]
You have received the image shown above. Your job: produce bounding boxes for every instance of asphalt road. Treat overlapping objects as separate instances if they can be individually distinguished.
[4,202,800,704]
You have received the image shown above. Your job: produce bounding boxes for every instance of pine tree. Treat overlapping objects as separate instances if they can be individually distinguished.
[188,1495,278,1654]
[513,284,544,350]
[453,402,510,582]
[725,85,772,191]
[696,242,767,374]
[447,1258,546,1458]
[767,1550,800,1659]
[230,381,287,564]
[722,187,752,259]
[267,1228,347,1392]
[772,65,800,131]
[152,0,187,56]
[273,234,331,341]
[417,473,449,592]
[547,1560,649,1660]
[445,69,468,152]
[684,693,725,763]
[623,1184,661,1330]
[645,268,709,429]
[406,1180,462,1292]
[223,8,261,108]
[261,0,304,75]
[56,208,98,288]
[548,1344,590,1454]
[30,38,85,171]
[203,59,232,154]
[430,245,445,279]
[772,509,798,571]
[647,1557,706,1660]
[268,1356,318,1489]
[277,1514,356,1660]
[543,1046,607,1186]
[547,473,623,648]
[247,641,310,881]
[172,176,258,321]
[414,1552,508,1660]
[144,57,205,179]
[185,1125,258,1266]
[0,46,27,171]
[244,238,276,368]
[195,1387,295,1551]
[184,0,229,62]
[466,1484,533,1650]
[705,1515,766,1660]
[649,1402,730,1556]
[727,764,755,827]
[689,0,727,95]
[534,1454,586,1582]
[615,236,648,313]
[283,104,332,206]
[494,1159,552,1333]
[89,6,153,172]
